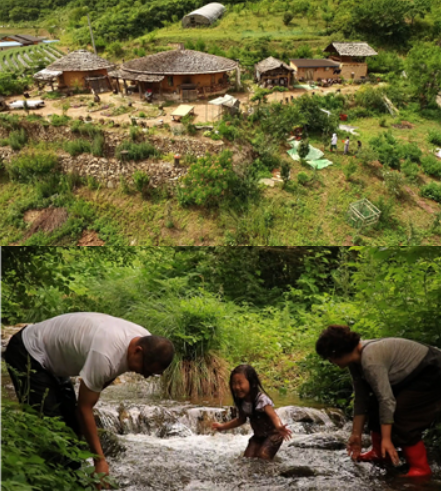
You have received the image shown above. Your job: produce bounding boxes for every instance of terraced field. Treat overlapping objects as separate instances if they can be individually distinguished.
[0,44,63,73]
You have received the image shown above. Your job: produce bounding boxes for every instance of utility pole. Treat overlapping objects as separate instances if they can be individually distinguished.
[87,14,97,55]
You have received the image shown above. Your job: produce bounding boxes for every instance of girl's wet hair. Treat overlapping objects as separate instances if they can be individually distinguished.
[229,364,267,410]
[315,325,361,360]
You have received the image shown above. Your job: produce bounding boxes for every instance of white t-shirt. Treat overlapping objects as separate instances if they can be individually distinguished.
[241,393,274,416]
[331,134,338,145]
[22,312,150,393]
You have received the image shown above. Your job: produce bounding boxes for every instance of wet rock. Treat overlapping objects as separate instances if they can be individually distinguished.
[288,431,349,450]
[156,422,193,438]
[276,406,335,428]
[280,465,318,478]
[98,428,126,458]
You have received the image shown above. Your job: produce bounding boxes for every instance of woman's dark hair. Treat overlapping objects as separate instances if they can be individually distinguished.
[229,364,267,410]
[315,325,361,360]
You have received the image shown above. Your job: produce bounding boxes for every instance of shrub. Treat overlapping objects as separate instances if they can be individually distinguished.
[358,147,379,167]
[130,126,141,142]
[428,130,441,147]
[297,171,310,185]
[8,151,58,182]
[50,114,70,126]
[354,86,387,113]
[108,41,123,57]
[421,182,441,203]
[421,155,441,178]
[71,120,102,138]
[0,72,28,96]
[178,151,238,207]
[91,134,105,157]
[115,141,158,161]
[382,169,405,197]
[401,159,419,182]
[379,116,388,127]
[401,142,422,163]
[133,170,150,195]
[64,139,91,156]
[343,159,358,181]
[217,120,240,141]
[283,12,294,25]
[0,114,21,131]
[8,128,28,151]
[370,132,401,169]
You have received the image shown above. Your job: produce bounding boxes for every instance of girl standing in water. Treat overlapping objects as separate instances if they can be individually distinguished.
[316,325,441,477]
[212,365,292,460]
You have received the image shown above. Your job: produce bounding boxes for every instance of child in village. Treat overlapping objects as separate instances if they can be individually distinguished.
[330,133,338,152]
[344,136,350,155]
[212,365,292,460]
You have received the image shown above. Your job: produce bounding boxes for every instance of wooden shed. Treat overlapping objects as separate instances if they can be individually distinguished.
[182,3,225,28]
[289,59,341,82]
[41,50,115,92]
[255,57,294,88]
[110,47,239,101]
[324,42,377,80]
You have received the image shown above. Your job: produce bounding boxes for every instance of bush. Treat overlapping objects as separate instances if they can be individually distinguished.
[421,155,441,178]
[358,147,379,167]
[91,134,105,157]
[50,114,70,127]
[401,142,422,163]
[8,151,58,182]
[70,120,102,138]
[8,128,28,151]
[343,159,358,181]
[297,171,310,186]
[354,86,387,114]
[108,41,123,57]
[178,151,238,207]
[133,170,150,195]
[382,169,405,197]
[0,72,28,96]
[217,120,240,141]
[2,401,115,491]
[421,182,441,203]
[283,12,294,25]
[401,159,419,182]
[64,139,92,157]
[370,131,401,169]
[428,130,441,148]
[115,141,158,161]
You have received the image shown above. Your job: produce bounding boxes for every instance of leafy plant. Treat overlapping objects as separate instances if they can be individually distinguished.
[116,141,158,161]
[8,128,28,151]
[8,151,58,182]
[421,155,441,178]
[64,139,92,157]
[421,182,441,203]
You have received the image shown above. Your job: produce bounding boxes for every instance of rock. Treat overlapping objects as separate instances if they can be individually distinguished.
[156,423,193,439]
[280,465,318,478]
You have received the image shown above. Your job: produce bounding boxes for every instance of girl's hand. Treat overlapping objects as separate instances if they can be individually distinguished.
[212,422,223,431]
[381,438,399,465]
[277,425,292,441]
[347,434,362,461]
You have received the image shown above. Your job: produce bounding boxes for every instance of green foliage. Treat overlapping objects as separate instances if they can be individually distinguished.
[178,151,238,207]
[297,171,310,185]
[8,151,58,183]
[91,134,105,157]
[0,72,28,96]
[64,139,91,157]
[108,41,124,57]
[283,11,294,25]
[354,86,388,114]
[298,138,310,159]
[428,130,441,147]
[133,170,150,194]
[8,128,28,151]
[71,120,103,138]
[343,159,358,181]
[116,141,158,161]
[401,142,422,162]
[369,131,401,169]
[382,168,405,197]
[421,182,441,203]
[401,159,419,181]
[367,50,404,75]
[421,155,441,178]
[358,147,379,167]
[2,401,116,491]
[50,114,70,127]
[0,114,21,131]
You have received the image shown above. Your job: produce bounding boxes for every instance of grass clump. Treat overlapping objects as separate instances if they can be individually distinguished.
[8,128,28,151]
[421,155,441,178]
[50,114,71,127]
[421,182,441,203]
[8,151,58,183]
[64,139,92,157]
[115,141,158,162]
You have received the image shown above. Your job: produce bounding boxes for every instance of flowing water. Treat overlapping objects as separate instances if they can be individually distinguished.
[95,376,441,491]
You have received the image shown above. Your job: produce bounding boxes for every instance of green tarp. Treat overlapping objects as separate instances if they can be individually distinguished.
[287,140,333,170]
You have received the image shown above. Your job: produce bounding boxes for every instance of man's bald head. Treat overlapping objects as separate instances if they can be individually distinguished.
[136,336,175,375]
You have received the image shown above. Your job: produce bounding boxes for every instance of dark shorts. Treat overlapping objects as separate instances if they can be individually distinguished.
[245,432,284,460]
[3,327,81,437]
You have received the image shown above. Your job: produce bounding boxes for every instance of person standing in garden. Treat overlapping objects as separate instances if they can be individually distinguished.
[4,312,175,483]
[344,136,350,155]
[330,133,338,152]
[315,325,441,477]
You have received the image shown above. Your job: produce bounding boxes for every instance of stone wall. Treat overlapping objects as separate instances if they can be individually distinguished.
[0,120,225,187]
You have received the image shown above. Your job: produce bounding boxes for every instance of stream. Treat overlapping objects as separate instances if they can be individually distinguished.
[94,375,441,491]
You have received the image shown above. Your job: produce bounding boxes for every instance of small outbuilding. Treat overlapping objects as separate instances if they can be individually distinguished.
[324,42,377,80]
[289,59,341,82]
[182,3,225,28]
[38,50,115,92]
[110,47,239,101]
[255,57,294,88]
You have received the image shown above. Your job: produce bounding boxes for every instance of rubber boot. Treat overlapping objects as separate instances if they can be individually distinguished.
[358,432,383,462]
[402,441,432,477]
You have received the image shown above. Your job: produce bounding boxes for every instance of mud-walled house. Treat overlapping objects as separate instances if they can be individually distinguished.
[255,57,294,88]
[109,47,239,101]
[324,42,377,81]
[34,50,115,92]
[289,59,341,82]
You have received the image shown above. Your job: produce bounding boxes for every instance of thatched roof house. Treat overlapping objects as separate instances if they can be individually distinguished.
[42,50,115,92]
[110,48,239,101]
[324,42,378,58]
[255,56,294,87]
[324,42,377,80]
[182,3,225,28]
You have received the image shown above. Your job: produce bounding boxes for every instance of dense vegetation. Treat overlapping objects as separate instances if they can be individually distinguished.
[2,246,441,487]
